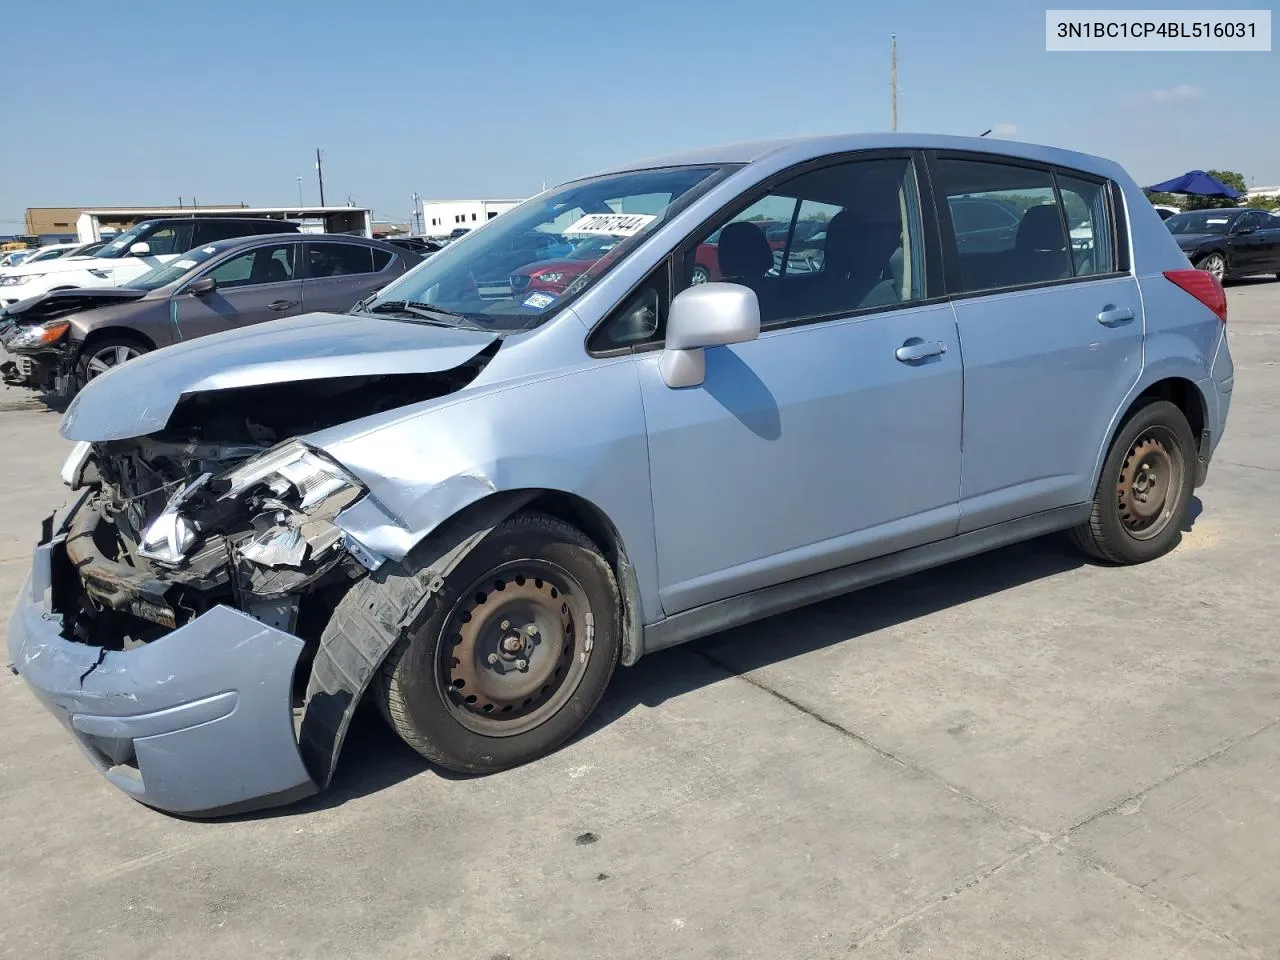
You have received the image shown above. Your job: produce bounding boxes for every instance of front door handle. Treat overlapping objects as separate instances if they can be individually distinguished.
[895,338,947,363]
[1096,305,1135,326]
[268,299,297,311]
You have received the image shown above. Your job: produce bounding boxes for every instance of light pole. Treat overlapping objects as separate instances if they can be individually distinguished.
[296,176,304,207]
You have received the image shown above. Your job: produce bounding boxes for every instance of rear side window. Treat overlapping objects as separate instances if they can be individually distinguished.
[934,157,1116,293]
[308,242,374,277]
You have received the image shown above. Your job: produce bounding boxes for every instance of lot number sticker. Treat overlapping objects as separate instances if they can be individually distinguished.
[562,213,656,237]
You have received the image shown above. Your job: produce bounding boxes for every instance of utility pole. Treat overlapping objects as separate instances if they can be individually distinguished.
[890,34,898,132]
[296,176,304,207]
[316,148,326,207]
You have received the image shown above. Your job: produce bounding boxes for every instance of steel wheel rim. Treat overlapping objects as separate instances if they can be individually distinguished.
[437,559,591,737]
[1203,255,1225,281]
[86,344,141,378]
[1116,426,1183,541]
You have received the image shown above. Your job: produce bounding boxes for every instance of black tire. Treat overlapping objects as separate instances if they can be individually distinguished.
[1193,252,1226,282]
[75,336,149,390]
[1070,400,1196,564]
[376,512,620,773]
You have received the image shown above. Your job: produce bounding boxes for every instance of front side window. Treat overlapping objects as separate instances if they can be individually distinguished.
[93,221,153,259]
[680,156,926,327]
[206,243,296,289]
[363,165,730,332]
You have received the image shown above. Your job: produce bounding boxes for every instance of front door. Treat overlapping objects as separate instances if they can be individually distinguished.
[172,241,303,341]
[930,154,1144,531]
[633,155,964,615]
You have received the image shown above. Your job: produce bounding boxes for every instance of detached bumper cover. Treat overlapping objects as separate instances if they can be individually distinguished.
[7,532,318,816]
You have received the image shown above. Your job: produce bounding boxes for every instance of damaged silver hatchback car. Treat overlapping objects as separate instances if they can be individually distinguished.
[8,134,1233,815]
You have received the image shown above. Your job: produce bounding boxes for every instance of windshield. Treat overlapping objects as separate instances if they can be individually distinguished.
[363,165,732,331]
[94,221,153,259]
[1166,211,1238,235]
[25,247,70,263]
[127,244,224,290]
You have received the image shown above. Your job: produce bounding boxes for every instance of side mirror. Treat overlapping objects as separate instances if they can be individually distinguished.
[659,282,760,388]
[188,277,216,296]
[129,241,151,256]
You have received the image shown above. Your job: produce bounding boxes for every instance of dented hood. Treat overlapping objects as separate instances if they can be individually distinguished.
[60,312,498,441]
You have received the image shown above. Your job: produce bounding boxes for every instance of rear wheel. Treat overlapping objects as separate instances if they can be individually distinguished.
[75,337,148,390]
[1194,252,1226,282]
[378,513,621,773]
[1070,400,1196,564]
[690,265,711,285]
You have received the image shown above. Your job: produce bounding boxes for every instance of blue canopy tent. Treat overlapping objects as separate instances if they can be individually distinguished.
[1146,170,1242,199]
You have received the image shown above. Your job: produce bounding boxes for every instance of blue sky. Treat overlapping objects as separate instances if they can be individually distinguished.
[3,0,1275,230]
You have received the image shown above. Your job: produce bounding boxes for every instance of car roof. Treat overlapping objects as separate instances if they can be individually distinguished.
[589,132,1125,182]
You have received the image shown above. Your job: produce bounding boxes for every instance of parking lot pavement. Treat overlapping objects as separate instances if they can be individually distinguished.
[1,281,1278,959]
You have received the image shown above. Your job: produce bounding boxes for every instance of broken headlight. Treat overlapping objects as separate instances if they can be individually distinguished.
[215,439,361,508]
[137,440,366,567]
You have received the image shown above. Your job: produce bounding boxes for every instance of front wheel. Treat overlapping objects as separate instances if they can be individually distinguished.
[1069,400,1196,564]
[1195,252,1226,282]
[377,513,621,773]
[75,337,148,390]
[690,265,711,285]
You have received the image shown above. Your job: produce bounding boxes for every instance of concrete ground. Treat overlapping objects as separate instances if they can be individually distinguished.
[1,282,1278,960]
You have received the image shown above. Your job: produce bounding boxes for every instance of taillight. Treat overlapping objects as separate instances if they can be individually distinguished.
[1164,268,1227,323]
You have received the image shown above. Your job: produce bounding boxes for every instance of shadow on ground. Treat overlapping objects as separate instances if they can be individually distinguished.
[225,495,1206,819]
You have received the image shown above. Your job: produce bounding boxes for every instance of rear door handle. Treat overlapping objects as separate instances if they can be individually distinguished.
[1096,305,1135,326]
[268,299,297,311]
[895,338,947,363]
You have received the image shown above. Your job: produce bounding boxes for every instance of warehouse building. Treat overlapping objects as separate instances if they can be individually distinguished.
[420,198,523,237]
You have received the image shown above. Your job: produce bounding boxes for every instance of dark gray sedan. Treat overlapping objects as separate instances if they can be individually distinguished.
[0,233,419,393]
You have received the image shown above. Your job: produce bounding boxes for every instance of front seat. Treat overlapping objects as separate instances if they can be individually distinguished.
[814,210,903,312]
[716,221,773,284]
[265,258,290,283]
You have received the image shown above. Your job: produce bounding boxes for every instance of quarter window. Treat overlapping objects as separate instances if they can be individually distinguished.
[1056,173,1113,277]
[371,247,394,271]
[682,156,926,327]
[308,242,374,277]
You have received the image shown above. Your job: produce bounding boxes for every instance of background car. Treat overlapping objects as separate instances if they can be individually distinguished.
[3,242,83,267]
[1165,208,1280,281]
[1153,204,1182,221]
[0,232,417,393]
[386,236,445,256]
[0,216,298,307]
[509,235,622,294]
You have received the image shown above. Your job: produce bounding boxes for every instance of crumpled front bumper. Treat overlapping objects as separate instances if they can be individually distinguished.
[6,507,319,817]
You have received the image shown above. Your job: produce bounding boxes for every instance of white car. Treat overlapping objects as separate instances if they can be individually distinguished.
[0,217,295,307]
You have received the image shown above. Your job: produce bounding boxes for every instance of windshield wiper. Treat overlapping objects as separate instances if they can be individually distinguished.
[366,300,484,329]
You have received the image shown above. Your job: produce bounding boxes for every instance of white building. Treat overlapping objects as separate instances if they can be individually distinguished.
[1246,186,1280,199]
[420,199,523,237]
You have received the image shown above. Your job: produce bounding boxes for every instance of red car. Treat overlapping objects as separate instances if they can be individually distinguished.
[509,236,622,295]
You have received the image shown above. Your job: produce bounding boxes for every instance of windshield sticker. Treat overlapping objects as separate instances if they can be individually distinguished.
[523,292,558,311]
[175,259,197,269]
[1206,218,1229,224]
[562,213,656,237]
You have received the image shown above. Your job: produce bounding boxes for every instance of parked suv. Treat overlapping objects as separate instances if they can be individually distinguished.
[0,233,416,394]
[0,217,298,307]
[8,134,1233,817]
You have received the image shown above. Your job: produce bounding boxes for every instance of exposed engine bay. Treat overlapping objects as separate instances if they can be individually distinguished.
[54,358,495,655]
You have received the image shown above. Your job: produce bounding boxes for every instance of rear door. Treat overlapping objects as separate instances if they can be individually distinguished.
[171,241,303,341]
[300,241,394,313]
[929,152,1143,531]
